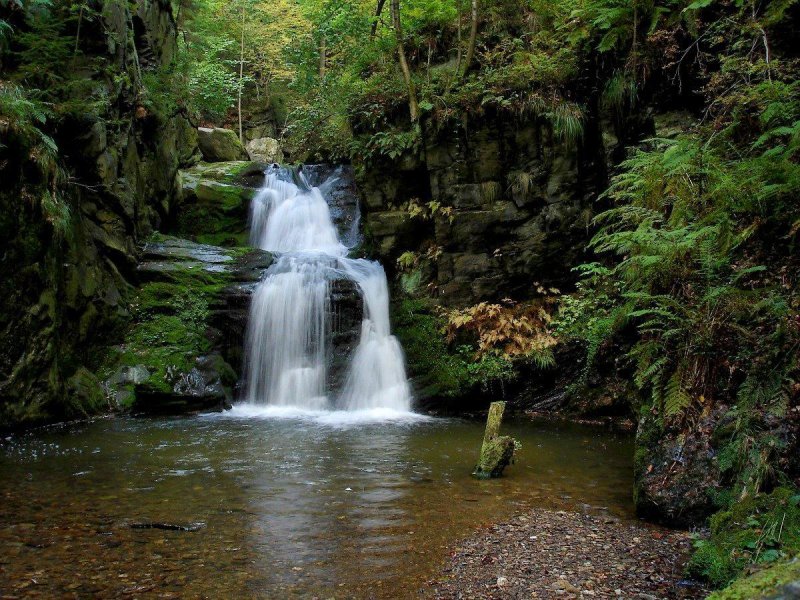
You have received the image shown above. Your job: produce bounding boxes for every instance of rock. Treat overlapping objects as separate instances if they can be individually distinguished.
[65,367,106,417]
[473,401,518,478]
[177,161,264,246]
[197,127,250,162]
[496,576,508,587]
[246,137,283,163]
[357,114,606,305]
[0,0,200,428]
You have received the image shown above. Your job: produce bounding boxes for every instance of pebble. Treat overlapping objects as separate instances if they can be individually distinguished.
[425,508,706,599]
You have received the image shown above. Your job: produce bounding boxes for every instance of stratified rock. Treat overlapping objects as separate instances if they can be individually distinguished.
[356,114,619,306]
[246,137,283,163]
[197,127,250,162]
[0,0,199,428]
[99,235,274,416]
[473,401,518,478]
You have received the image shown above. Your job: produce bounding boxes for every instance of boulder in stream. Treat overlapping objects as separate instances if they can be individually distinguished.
[246,137,283,163]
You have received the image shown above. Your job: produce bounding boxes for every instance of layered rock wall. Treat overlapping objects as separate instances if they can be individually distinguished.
[358,112,612,305]
[0,0,197,427]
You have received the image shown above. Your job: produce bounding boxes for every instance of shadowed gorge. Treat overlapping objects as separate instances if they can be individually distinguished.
[1,0,799,597]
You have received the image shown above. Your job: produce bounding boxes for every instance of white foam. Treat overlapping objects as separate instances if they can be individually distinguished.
[208,404,431,428]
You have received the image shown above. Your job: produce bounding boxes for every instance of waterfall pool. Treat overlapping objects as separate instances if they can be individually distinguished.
[0,413,633,598]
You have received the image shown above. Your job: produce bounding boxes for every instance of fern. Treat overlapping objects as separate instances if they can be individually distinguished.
[663,370,692,419]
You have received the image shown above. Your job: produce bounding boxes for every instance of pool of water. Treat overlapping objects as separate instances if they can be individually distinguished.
[0,409,634,598]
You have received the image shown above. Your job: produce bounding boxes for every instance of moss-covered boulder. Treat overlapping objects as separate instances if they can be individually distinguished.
[177,161,266,247]
[708,557,800,599]
[99,235,273,415]
[197,127,250,162]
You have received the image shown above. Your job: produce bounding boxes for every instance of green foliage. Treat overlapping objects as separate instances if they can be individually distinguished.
[393,299,518,399]
[707,556,800,600]
[688,488,800,588]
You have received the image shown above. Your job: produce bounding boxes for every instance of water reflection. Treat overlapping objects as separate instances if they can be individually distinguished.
[0,415,634,598]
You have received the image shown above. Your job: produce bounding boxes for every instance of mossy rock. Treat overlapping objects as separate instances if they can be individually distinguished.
[65,367,107,418]
[687,488,800,589]
[177,162,265,247]
[708,557,800,599]
[98,236,260,414]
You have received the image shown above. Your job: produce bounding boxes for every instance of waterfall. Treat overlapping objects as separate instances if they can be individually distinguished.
[242,166,412,413]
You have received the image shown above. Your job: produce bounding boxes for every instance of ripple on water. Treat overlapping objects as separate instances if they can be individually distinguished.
[0,414,635,598]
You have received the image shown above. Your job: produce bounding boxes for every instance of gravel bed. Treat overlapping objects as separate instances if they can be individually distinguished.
[424,508,707,599]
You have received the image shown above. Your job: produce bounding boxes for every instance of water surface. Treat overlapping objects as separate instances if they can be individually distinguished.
[0,412,633,598]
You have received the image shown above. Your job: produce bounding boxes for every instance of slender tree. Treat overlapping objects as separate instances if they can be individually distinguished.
[238,2,245,142]
[370,0,386,38]
[462,0,478,76]
[390,0,419,122]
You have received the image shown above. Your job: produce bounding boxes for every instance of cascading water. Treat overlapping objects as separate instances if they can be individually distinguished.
[242,166,412,413]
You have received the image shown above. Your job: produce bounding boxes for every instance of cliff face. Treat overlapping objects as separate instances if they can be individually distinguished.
[357,109,622,305]
[0,0,198,427]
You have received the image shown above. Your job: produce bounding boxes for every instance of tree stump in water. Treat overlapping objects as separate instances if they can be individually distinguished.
[473,401,518,479]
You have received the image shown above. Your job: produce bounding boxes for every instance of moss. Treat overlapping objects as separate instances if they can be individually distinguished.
[99,264,229,403]
[65,367,106,417]
[708,557,800,599]
[176,164,257,247]
[687,488,800,589]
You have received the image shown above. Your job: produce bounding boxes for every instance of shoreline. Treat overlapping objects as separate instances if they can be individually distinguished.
[423,506,707,599]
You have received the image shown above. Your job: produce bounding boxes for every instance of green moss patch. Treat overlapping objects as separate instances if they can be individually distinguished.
[687,488,800,589]
[98,257,231,404]
[176,162,260,247]
[708,557,800,600]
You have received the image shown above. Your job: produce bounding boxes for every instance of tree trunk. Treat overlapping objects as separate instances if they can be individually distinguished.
[390,0,419,122]
[238,6,245,143]
[462,0,478,77]
[370,0,387,39]
[473,401,517,479]
[319,34,326,78]
[73,4,84,59]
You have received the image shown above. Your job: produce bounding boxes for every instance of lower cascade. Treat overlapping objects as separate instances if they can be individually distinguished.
[242,166,412,412]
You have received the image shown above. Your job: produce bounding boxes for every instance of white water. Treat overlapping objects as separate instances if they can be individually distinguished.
[242,167,412,413]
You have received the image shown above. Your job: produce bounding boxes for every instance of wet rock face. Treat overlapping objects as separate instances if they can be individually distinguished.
[302,164,363,249]
[358,114,607,305]
[100,236,275,415]
[0,0,199,428]
[327,278,364,395]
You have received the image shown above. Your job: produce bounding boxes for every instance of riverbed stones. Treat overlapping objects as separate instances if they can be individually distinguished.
[426,507,706,598]
[197,127,250,162]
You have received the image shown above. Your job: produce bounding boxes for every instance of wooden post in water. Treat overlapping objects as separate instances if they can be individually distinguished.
[473,401,518,479]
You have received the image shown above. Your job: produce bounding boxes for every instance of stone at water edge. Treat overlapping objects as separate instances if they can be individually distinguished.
[473,401,519,479]
[197,127,250,162]
[246,137,283,163]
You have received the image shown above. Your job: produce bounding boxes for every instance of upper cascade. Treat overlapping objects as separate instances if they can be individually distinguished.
[242,166,412,412]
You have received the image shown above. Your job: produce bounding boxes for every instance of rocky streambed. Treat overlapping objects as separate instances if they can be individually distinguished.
[425,508,706,599]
